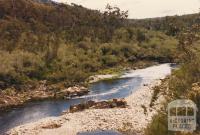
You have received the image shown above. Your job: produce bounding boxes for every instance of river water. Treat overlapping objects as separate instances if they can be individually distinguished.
[0,64,176,134]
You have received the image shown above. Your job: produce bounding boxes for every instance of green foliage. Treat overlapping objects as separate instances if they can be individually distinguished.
[0,50,45,85]
[102,55,119,67]
[0,27,178,88]
[145,113,168,135]
[137,29,146,43]
[146,56,200,135]
[150,86,160,107]
[0,0,179,90]
[112,28,136,42]
[146,22,200,135]
[169,57,200,98]
[130,13,199,36]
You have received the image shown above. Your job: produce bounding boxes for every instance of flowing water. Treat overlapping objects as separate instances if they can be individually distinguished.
[0,64,176,134]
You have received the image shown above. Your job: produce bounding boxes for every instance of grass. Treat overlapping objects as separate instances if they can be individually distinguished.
[97,66,125,75]
[150,86,161,107]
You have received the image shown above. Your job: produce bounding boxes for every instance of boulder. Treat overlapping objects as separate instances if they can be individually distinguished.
[55,86,89,99]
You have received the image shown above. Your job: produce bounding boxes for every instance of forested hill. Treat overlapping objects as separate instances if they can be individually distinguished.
[129,13,200,36]
[0,0,127,47]
[0,0,178,90]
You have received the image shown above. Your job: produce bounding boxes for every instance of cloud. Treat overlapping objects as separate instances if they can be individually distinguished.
[53,0,200,19]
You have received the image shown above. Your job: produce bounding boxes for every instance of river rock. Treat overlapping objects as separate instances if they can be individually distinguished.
[55,86,89,98]
[68,99,127,113]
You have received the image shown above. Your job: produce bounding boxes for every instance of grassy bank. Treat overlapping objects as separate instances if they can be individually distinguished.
[0,31,177,91]
[145,24,200,135]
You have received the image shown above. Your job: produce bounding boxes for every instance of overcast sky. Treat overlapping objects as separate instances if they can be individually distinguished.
[53,0,200,19]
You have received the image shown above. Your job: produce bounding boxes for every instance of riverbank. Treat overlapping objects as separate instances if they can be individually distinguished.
[0,61,158,111]
[89,62,158,83]
[0,81,88,111]
[8,78,166,135]
[0,74,121,111]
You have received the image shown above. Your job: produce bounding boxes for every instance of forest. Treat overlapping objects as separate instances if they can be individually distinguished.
[0,0,178,89]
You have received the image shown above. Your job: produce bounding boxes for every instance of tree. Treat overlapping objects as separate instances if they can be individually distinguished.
[178,24,200,62]
[137,29,146,43]
[11,0,16,19]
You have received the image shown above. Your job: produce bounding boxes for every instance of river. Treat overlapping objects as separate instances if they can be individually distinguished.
[0,63,176,134]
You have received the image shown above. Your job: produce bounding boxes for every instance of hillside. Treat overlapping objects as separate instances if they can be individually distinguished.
[0,0,178,90]
[0,0,114,44]
[1,0,192,120]
[129,13,200,36]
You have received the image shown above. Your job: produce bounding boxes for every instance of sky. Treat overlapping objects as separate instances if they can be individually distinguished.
[53,0,200,19]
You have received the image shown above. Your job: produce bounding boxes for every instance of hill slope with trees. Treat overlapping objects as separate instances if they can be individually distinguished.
[0,0,178,90]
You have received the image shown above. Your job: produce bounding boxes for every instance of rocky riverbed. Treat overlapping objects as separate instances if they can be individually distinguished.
[5,64,175,135]
[8,79,166,135]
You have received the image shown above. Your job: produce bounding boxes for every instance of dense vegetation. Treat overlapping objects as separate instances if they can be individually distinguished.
[0,0,178,90]
[146,18,200,135]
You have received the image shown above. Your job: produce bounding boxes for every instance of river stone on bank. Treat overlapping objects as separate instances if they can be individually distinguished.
[7,80,166,135]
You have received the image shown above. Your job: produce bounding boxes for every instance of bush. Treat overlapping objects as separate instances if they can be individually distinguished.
[145,113,168,135]
[146,54,200,135]
[76,41,91,50]
[0,50,45,85]
[102,55,119,67]
[112,28,136,42]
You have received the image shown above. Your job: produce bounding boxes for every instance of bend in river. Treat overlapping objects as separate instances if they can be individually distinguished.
[0,63,176,134]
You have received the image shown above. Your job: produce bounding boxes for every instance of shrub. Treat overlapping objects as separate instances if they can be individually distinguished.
[102,55,119,67]
[0,50,45,85]
[76,41,91,50]
[145,113,168,135]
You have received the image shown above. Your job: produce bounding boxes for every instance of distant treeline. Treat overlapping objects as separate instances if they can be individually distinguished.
[129,13,200,36]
